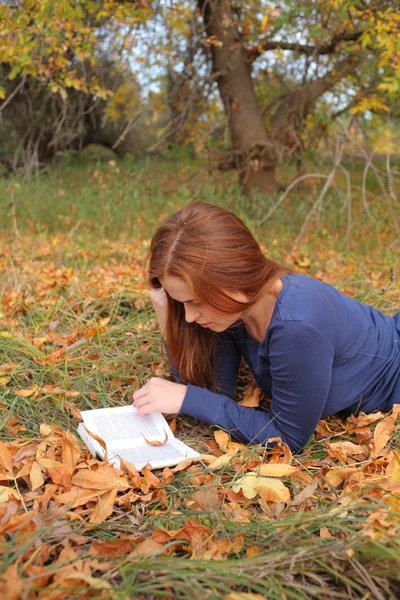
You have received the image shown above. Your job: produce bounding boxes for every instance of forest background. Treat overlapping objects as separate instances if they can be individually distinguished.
[0,1,400,599]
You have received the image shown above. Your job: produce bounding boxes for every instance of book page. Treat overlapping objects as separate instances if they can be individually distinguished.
[108,438,199,471]
[79,405,172,445]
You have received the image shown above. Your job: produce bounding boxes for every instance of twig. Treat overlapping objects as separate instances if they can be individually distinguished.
[381,267,396,295]
[256,173,329,226]
[292,139,344,250]
[112,111,143,150]
[0,77,25,113]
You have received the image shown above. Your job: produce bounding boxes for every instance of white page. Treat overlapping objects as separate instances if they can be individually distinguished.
[79,405,173,446]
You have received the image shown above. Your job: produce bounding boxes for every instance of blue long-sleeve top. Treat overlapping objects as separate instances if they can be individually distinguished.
[175,274,400,452]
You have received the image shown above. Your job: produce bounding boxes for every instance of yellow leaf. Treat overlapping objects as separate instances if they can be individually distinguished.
[0,377,10,386]
[0,485,20,502]
[256,463,300,477]
[214,430,229,451]
[386,450,400,481]
[0,331,13,338]
[233,473,290,502]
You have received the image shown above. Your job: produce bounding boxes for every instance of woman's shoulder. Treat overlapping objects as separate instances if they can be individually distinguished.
[275,273,346,328]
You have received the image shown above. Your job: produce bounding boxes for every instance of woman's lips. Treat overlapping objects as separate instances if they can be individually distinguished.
[198,322,212,328]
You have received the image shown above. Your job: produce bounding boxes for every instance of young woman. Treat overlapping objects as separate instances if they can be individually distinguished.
[133,202,400,452]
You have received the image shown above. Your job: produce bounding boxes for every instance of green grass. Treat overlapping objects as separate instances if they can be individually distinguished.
[0,157,399,599]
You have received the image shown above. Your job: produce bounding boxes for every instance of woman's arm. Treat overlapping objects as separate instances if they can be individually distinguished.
[180,321,334,452]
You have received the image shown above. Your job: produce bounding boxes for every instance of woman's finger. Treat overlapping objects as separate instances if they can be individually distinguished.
[132,384,148,401]
[133,395,150,409]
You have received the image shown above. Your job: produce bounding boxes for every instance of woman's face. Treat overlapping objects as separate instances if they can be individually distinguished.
[159,275,245,332]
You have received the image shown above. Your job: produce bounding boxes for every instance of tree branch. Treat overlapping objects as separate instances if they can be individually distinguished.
[246,31,363,62]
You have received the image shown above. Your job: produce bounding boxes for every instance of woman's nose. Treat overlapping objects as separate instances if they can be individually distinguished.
[184,304,200,323]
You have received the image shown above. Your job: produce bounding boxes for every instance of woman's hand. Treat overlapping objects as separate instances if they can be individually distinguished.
[149,288,168,338]
[132,377,187,416]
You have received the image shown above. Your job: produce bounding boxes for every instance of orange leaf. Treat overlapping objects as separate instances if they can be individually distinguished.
[142,466,161,488]
[30,461,44,491]
[0,564,23,600]
[128,538,164,558]
[142,428,168,446]
[371,409,399,458]
[13,385,38,398]
[90,487,118,523]
[62,430,82,472]
[71,466,129,491]
[90,537,141,557]
[84,426,108,460]
[0,442,13,473]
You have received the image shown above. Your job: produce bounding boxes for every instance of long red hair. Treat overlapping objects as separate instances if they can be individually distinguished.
[148,202,288,390]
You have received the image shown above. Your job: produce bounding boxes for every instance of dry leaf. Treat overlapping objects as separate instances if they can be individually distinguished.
[214,430,229,451]
[256,463,300,477]
[30,461,44,491]
[128,538,164,558]
[62,430,82,472]
[71,466,129,491]
[238,380,263,408]
[0,563,23,600]
[190,486,220,511]
[320,527,336,539]
[291,482,318,506]
[90,488,118,523]
[90,537,142,557]
[233,474,290,503]
[0,485,20,502]
[84,426,108,459]
[371,411,398,458]
[13,385,39,398]
[142,428,168,446]
[0,441,13,473]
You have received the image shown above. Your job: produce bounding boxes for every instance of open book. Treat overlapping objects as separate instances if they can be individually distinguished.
[77,405,199,471]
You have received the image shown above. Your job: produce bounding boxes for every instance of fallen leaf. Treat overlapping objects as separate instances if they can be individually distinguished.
[371,411,398,458]
[0,441,13,473]
[233,474,290,503]
[90,537,142,557]
[62,430,82,472]
[142,428,168,446]
[84,426,108,459]
[256,463,300,477]
[190,486,220,511]
[238,380,263,408]
[128,538,164,558]
[214,430,229,451]
[291,482,318,506]
[90,487,118,523]
[320,526,336,539]
[30,461,44,491]
[0,485,20,502]
[0,563,23,600]
[13,385,39,398]
[71,467,129,491]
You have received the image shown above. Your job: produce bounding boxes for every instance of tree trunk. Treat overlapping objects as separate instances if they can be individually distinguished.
[197,0,278,195]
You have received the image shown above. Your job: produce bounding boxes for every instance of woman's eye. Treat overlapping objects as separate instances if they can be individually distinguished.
[192,302,200,308]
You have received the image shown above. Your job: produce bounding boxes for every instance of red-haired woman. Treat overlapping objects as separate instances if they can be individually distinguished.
[133,202,400,452]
